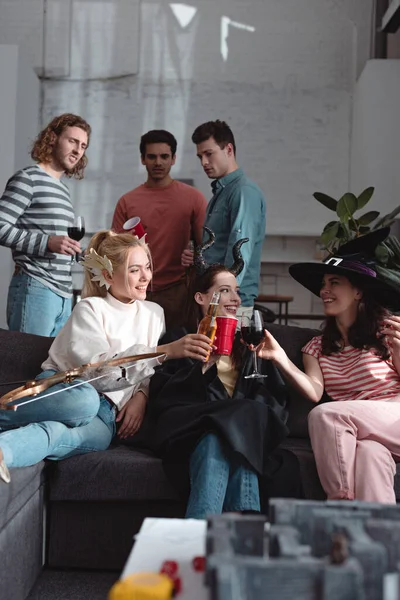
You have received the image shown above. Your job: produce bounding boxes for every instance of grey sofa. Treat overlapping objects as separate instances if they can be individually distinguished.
[0,324,398,600]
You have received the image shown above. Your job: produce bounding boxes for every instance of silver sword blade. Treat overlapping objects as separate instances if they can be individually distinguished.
[7,355,165,409]
[9,373,110,408]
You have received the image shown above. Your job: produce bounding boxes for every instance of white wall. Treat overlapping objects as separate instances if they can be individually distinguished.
[15,52,41,171]
[0,45,40,329]
[350,60,400,217]
[0,0,378,323]
[0,46,18,188]
[0,46,19,330]
[0,0,374,236]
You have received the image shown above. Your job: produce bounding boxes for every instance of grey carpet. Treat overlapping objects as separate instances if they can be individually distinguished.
[26,569,119,600]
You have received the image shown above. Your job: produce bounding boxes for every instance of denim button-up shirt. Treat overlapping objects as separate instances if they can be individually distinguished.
[204,168,266,306]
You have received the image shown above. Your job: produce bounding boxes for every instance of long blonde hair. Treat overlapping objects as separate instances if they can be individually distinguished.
[81,230,152,299]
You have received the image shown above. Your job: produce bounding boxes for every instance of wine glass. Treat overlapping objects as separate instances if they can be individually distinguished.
[67,216,85,263]
[241,309,268,379]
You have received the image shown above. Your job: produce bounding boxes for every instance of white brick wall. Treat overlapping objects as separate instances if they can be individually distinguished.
[0,0,373,231]
[0,0,374,322]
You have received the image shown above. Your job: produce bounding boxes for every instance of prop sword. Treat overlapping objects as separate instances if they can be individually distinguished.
[0,352,165,410]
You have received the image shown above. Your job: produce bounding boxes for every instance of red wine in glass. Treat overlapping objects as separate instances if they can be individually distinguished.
[68,216,85,263]
[241,327,264,347]
[241,310,268,379]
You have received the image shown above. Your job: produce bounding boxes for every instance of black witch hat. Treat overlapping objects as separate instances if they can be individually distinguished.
[194,226,249,276]
[289,227,400,309]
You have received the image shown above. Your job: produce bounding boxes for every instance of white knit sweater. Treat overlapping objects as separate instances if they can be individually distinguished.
[42,293,165,409]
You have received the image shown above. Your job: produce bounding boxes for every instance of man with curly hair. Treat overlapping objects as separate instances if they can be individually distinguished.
[0,113,91,335]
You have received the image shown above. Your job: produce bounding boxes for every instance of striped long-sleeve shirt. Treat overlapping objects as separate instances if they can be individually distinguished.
[302,335,400,402]
[0,165,75,297]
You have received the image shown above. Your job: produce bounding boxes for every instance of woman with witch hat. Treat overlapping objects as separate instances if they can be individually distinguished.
[256,227,400,504]
[148,229,294,519]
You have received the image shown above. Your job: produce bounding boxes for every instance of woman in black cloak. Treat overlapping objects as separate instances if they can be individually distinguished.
[148,230,295,519]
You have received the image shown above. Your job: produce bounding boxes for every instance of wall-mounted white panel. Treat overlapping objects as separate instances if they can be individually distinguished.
[15,55,41,170]
[0,0,44,73]
[43,0,72,78]
[0,46,40,329]
[43,0,140,79]
[350,60,400,219]
[0,46,18,185]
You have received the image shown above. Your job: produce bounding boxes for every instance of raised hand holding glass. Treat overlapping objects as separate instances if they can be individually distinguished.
[68,216,85,263]
[241,310,268,379]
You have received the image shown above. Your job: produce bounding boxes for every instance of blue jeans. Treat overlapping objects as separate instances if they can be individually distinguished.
[185,433,261,519]
[7,272,72,336]
[0,370,116,467]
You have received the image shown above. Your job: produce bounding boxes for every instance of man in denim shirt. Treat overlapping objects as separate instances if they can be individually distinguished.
[182,120,266,315]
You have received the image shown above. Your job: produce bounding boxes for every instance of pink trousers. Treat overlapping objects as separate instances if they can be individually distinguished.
[308,399,400,504]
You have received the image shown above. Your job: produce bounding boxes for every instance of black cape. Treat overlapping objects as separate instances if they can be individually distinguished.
[148,328,290,497]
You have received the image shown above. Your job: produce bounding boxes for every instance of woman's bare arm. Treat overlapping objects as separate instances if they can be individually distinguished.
[157,333,213,361]
[380,315,400,376]
[256,329,324,403]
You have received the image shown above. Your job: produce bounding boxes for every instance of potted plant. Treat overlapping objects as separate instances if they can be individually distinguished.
[315,187,400,288]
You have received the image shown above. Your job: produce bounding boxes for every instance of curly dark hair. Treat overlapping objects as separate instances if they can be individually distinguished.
[139,130,177,157]
[191,120,236,155]
[321,275,391,359]
[31,114,91,180]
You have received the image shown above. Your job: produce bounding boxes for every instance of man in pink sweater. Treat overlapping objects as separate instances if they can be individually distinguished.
[112,130,207,328]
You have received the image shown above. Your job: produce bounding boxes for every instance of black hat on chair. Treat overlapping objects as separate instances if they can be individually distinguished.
[289,228,400,309]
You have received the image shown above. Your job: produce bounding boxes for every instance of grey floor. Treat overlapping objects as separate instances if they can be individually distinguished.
[27,569,119,600]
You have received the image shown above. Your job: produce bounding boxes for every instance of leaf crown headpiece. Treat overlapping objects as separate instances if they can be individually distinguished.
[80,248,113,289]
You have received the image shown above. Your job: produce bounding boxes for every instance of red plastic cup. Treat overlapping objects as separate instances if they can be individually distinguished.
[123,216,147,241]
[214,316,238,355]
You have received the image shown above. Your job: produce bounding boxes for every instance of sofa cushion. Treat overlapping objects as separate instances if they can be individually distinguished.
[0,328,52,395]
[279,437,325,500]
[266,323,321,438]
[48,446,180,502]
[0,462,45,531]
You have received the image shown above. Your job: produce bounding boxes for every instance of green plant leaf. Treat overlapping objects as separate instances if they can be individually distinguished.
[375,244,390,265]
[322,220,339,232]
[313,192,337,211]
[384,205,400,220]
[339,222,352,243]
[376,265,400,287]
[320,222,339,245]
[381,236,400,269]
[359,226,371,234]
[337,193,358,222]
[385,235,400,255]
[337,224,349,241]
[382,242,395,260]
[357,211,380,226]
[349,220,359,231]
[356,187,374,211]
[372,205,400,229]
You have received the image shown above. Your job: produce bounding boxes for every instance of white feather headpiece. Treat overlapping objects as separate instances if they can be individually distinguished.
[80,248,113,290]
